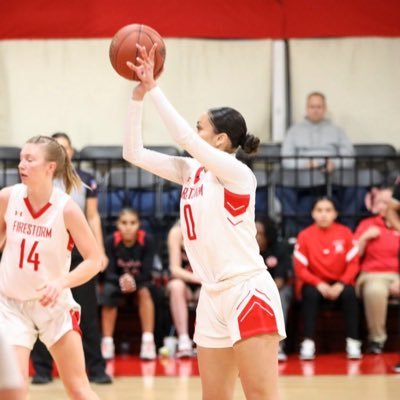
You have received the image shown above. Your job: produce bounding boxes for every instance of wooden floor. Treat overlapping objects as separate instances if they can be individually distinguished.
[29,375,400,400]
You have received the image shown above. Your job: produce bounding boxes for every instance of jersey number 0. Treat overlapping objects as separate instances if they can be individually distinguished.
[183,204,197,240]
[19,239,40,271]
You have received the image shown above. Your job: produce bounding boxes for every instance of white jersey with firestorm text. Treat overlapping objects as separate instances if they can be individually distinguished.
[0,184,73,301]
[123,87,266,288]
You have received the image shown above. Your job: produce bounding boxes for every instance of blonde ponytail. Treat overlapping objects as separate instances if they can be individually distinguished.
[26,135,81,194]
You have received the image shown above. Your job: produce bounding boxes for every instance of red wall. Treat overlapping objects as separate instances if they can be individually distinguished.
[1,0,400,39]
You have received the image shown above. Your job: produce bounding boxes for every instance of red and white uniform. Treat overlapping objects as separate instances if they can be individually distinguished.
[294,223,359,294]
[123,87,286,346]
[0,184,80,349]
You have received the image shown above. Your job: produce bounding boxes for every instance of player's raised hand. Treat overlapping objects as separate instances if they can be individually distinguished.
[127,43,157,92]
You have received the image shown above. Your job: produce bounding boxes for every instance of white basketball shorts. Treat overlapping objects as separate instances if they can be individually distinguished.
[194,270,286,348]
[0,291,81,350]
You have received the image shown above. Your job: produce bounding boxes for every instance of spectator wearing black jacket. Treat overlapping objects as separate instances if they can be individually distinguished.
[101,208,157,360]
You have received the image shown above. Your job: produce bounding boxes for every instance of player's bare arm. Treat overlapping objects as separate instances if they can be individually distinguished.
[37,199,102,307]
[86,197,108,271]
[0,187,12,250]
[62,199,102,287]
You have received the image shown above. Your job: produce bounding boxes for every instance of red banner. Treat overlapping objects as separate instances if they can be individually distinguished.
[1,0,400,39]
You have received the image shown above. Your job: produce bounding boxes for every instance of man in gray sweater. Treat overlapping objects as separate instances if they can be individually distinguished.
[282,92,354,171]
[278,92,355,236]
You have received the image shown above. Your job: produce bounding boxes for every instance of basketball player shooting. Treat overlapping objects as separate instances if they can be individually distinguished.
[122,44,286,400]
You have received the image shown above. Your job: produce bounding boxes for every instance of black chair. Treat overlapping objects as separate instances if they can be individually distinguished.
[0,168,20,188]
[0,146,21,169]
[78,145,124,178]
[147,145,181,156]
[353,143,396,158]
[100,166,160,220]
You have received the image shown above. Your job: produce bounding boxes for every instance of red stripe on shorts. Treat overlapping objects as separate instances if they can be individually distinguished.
[238,294,277,339]
[69,309,82,337]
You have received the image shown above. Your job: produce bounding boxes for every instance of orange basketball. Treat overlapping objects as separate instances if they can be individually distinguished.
[109,24,166,81]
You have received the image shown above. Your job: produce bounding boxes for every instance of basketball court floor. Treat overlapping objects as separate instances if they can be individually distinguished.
[29,353,400,400]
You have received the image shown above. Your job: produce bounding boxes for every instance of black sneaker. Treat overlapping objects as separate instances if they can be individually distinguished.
[393,362,400,373]
[88,373,113,384]
[366,341,384,355]
[31,374,53,384]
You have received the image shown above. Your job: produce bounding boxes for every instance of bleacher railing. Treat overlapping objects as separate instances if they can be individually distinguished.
[1,151,399,238]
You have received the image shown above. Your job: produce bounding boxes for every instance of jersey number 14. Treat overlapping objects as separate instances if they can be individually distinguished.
[19,239,40,271]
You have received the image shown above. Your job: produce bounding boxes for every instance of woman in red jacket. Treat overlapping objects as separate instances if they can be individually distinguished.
[355,188,400,354]
[294,197,361,360]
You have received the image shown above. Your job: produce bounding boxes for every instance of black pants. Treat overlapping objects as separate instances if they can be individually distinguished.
[301,284,360,339]
[32,260,106,377]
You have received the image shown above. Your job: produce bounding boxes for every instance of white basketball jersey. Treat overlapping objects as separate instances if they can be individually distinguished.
[0,184,73,301]
[180,158,266,286]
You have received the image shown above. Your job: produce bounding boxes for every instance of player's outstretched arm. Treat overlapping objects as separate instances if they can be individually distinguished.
[131,44,251,187]
[122,95,188,185]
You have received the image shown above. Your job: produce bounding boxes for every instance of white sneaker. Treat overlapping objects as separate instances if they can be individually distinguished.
[299,339,315,360]
[101,337,115,360]
[346,338,362,359]
[278,348,288,362]
[140,340,156,360]
[176,338,194,358]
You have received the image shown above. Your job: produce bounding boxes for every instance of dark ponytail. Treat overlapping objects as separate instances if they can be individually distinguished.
[208,107,260,154]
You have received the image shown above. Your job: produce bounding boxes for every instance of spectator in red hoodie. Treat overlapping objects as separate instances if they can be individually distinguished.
[294,196,361,360]
[355,188,400,354]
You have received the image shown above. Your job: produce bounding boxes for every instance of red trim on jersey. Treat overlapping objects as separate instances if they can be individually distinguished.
[113,231,122,246]
[137,230,146,246]
[67,233,74,251]
[238,294,278,339]
[23,197,52,220]
[69,309,82,336]
[224,189,250,217]
[193,167,205,184]
[113,230,146,246]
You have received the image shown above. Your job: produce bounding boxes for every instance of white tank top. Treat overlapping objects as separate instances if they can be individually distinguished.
[0,184,73,301]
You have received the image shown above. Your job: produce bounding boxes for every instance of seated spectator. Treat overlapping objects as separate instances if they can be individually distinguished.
[101,208,157,360]
[279,92,355,235]
[386,176,400,373]
[166,221,201,357]
[294,197,361,360]
[355,188,400,354]
[255,216,293,361]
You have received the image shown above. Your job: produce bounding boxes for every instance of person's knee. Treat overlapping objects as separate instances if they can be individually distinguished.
[362,282,387,299]
[168,279,186,296]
